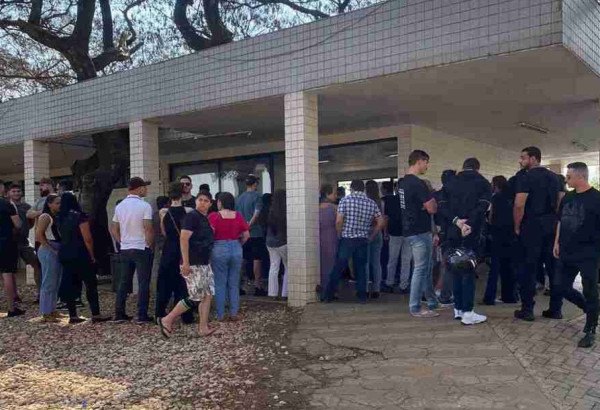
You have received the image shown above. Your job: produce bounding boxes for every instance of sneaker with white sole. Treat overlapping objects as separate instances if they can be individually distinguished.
[410,309,439,318]
[454,309,463,320]
[461,311,487,325]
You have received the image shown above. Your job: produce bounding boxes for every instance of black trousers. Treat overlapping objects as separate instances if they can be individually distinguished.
[61,256,100,317]
[518,218,555,312]
[155,253,194,323]
[549,258,599,332]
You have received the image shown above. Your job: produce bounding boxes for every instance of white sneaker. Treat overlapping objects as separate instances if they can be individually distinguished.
[454,309,463,320]
[461,311,487,325]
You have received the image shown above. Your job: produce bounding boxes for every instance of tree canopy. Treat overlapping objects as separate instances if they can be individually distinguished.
[0,0,381,99]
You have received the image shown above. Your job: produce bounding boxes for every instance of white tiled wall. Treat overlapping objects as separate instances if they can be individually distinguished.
[409,125,520,188]
[1,0,565,144]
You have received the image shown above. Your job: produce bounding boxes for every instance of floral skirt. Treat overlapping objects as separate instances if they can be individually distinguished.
[183,264,215,302]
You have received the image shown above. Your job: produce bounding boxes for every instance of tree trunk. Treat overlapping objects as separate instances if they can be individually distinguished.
[71,130,129,276]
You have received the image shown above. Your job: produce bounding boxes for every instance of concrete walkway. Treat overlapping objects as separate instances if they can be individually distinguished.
[285,276,600,409]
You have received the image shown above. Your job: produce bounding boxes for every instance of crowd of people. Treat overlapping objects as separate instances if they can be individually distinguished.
[319,147,600,349]
[0,145,598,347]
[0,173,290,338]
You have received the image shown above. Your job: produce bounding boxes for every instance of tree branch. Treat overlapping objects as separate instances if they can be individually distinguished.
[174,0,211,50]
[99,0,114,50]
[28,0,42,24]
[254,0,329,19]
[203,0,233,45]
[70,0,95,50]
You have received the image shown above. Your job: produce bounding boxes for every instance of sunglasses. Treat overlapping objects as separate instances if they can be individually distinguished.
[182,182,191,186]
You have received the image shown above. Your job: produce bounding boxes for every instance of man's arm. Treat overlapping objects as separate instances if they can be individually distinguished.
[143,219,154,249]
[423,197,437,214]
[79,221,95,263]
[513,193,528,235]
[248,209,260,228]
[556,192,565,213]
[26,209,42,220]
[180,229,192,276]
[11,214,21,230]
[553,221,561,259]
[335,212,344,236]
[369,215,385,241]
[110,222,121,244]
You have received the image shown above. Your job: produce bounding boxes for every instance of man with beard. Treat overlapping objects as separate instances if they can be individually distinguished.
[513,147,562,321]
[544,162,600,348]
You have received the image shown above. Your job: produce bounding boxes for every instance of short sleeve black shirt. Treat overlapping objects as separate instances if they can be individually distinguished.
[516,167,560,220]
[382,194,402,236]
[397,175,432,237]
[182,210,214,266]
[0,198,17,241]
[558,187,600,261]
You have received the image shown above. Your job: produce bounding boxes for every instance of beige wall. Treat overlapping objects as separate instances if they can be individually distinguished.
[410,126,520,189]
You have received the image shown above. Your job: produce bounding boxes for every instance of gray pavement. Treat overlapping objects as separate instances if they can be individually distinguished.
[285,272,600,409]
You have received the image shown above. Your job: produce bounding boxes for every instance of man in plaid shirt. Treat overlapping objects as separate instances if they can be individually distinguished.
[323,180,384,303]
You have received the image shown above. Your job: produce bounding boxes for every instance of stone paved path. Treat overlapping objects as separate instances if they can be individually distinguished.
[285,279,600,409]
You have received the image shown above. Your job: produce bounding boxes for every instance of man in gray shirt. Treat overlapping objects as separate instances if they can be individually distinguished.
[236,175,267,296]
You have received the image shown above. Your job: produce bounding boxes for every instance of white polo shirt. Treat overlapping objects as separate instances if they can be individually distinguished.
[112,195,153,250]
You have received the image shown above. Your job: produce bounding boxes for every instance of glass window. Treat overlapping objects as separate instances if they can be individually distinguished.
[171,162,219,195]
[220,156,272,197]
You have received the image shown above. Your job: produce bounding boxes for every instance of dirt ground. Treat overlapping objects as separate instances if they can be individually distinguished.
[0,283,304,409]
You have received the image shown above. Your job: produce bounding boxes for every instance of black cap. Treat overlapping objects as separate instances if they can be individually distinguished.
[128,177,151,190]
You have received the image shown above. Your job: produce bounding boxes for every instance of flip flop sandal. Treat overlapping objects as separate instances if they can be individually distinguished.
[196,327,217,338]
[158,318,173,339]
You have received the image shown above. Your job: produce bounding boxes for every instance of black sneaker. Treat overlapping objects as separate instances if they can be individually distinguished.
[135,316,154,325]
[56,302,68,311]
[254,288,268,297]
[7,308,25,317]
[112,314,132,323]
[91,315,111,323]
[239,288,246,296]
[370,292,380,299]
[542,310,563,320]
[380,285,394,294]
[75,299,85,308]
[578,332,596,348]
[69,316,86,324]
[514,309,535,321]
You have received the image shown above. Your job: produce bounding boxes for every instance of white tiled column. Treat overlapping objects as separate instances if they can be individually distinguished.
[23,140,49,206]
[24,140,49,285]
[397,135,412,178]
[285,92,320,307]
[129,120,160,206]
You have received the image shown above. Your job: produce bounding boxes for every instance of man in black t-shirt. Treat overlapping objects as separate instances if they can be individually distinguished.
[0,189,24,317]
[381,181,411,293]
[397,150,439,318]
[513,146,562,321]
[545,162,600,348]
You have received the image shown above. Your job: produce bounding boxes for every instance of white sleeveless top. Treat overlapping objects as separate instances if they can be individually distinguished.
[41,214,57,241]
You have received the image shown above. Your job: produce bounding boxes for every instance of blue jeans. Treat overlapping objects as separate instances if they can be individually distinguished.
[211,240,243,319]
[366,233,383,292]
[115,248,153,319]
[452,265,476,312]
[324,238,369,302]
[38,242,62,315]
[406,233,438,313]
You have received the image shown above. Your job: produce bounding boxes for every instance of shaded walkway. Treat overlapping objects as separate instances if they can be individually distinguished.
[285,276,600,409]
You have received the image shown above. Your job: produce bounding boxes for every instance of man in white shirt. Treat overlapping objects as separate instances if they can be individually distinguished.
[111,177,154,324]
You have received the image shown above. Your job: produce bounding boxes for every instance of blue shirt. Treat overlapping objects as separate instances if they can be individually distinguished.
[337,192,381,239]
[236,191,263,238]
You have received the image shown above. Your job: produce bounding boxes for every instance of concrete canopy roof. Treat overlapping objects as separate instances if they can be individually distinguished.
[2,0,598,144]
[156,45,600,159]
